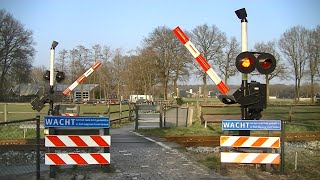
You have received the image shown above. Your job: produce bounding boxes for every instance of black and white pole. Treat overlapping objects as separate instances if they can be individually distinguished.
[49,41,58,115]
[49,41,58,178]
[235,8,250,136]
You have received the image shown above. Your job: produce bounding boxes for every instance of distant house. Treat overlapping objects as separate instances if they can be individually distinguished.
[9,83,40,101]
[55,84,99,102]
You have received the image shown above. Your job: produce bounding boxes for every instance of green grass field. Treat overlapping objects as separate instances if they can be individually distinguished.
[0,103,131,122]
[0,100,319,138]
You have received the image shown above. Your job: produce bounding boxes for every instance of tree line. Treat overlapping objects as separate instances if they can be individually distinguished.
[0,9,319,102]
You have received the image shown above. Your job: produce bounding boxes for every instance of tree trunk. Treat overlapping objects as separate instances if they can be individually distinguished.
[297,78,301,102]
[311,76,314,103]
[202,72,207,103]
[173,79,178,97]
[162,78,168,100]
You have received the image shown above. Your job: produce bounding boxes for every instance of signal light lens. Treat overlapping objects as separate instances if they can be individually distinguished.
[43,70,50,81]
[256,53,276,74]
[235,52,256,74]
[241,58,253,68]
[260,59,272,69]
[56,71,65,83]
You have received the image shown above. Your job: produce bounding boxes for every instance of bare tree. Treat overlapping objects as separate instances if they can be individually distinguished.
[306,26,320,102]
[0,9,35,99]
[191,24,227,102]
[143,26,177,100]
[110,48,127,99]
[98,45,112,99]
[56,49,69,82]
[170,36,192,96]
[30,65,47,94]
[254,40,287,102]
[279,26,309,102]
[218,36,240,85]
[125,48,158,95]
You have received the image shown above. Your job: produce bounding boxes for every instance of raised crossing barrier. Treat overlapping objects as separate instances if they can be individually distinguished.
[173,26,229,95]
[63,61,101,96]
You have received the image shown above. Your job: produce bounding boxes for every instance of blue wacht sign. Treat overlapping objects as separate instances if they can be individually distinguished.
[222,120,281,131]
[44,116,110,128]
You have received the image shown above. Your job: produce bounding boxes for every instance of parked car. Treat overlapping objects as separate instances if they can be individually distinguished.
[121,99,129,104]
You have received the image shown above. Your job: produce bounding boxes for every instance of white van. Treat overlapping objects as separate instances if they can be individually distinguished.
[129,95,153,103]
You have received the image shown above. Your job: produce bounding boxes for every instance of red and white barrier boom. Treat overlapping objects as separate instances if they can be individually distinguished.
[63,61,102,96]
[173,26,229,95]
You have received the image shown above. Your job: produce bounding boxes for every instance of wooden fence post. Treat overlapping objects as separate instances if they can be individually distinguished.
[289,106,292,121]
[128,104,132,121]
[4,103,7,123]
[119,101,122,124]
[135,105,138,130]
[107,104,110,118]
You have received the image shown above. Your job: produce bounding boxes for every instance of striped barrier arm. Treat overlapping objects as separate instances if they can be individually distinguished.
[63,61,102,96]
[173,26,229,95]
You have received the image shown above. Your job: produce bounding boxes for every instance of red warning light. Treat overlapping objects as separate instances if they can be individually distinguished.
[256,53,276,74]
[260,59,272,69]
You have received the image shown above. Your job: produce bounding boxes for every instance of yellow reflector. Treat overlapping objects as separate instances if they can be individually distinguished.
[241,58,251,68]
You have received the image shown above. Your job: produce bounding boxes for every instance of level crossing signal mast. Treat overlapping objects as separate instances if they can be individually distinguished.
[218,51,277,119]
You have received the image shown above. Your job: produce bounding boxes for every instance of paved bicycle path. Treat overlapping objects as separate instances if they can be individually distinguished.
[86,124,229,180]
[12,123,233,180]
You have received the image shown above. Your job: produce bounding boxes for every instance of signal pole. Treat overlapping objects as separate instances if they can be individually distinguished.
[235,8,250,136]
[49,41,58,116]
[49,41,58,178]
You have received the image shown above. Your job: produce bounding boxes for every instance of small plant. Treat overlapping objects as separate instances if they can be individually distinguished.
[176,97,184,106]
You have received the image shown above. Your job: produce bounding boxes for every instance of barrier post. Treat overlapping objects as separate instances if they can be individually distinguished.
[101,127,111,172]
[36,115,40,180]
[280,120,285,173]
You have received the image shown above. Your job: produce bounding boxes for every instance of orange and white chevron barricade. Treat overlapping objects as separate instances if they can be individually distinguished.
[220,136,280,164]
[45,153,110,165]
[220,136,280,148]
[45,135,111,147]
[220,152,280,164]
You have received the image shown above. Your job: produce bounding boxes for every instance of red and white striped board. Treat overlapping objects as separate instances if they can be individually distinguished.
[45,135,111,147]
[60,113,77,116]
[221,152,280,164]
[173,26,229,95]
[63,61,102,96]
[220,136,280,148]
[45,153,110,165]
